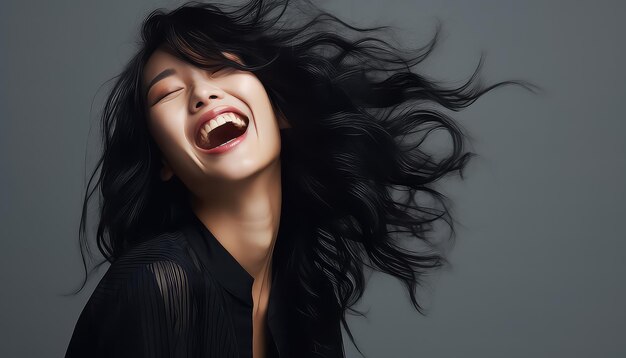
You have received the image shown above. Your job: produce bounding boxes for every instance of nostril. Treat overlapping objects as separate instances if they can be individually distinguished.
[196,95,218,108]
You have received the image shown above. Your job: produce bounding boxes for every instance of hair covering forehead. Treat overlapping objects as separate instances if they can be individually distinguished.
[142,7,239,62]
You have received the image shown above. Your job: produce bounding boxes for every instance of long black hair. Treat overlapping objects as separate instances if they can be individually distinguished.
[67,0,538,355]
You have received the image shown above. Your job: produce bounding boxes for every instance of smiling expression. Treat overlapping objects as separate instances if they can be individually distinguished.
[142,46,290,194]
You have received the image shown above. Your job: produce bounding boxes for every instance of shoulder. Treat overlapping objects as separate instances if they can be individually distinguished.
[115,231,191,270]
[73,231,220,329]
[65,232,232,357]
[88,231,204,306]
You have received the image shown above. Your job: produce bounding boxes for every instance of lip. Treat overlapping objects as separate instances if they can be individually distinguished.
[194,105,251,155]
[196,125,249,155]
[194,105,249,137]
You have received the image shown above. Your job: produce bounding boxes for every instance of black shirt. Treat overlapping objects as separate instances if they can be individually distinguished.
[64,207,345,358]
[181,209,281,358]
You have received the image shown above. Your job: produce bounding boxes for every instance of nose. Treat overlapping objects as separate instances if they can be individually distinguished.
[189,82,226,113]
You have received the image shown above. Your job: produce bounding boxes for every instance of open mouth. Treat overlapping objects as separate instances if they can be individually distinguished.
[195,112,250,150]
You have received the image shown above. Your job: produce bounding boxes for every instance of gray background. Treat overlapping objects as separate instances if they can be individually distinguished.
[1,0,624,357]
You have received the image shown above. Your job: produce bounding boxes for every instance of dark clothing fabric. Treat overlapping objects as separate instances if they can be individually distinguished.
[64,207,344,358]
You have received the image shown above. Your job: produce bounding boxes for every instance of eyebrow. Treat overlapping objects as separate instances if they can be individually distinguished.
[145,68,177,98]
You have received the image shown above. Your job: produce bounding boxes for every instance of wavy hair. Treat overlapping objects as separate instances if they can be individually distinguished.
[68,0,538,355]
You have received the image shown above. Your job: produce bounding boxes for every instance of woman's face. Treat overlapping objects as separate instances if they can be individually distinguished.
[142,46,290,194]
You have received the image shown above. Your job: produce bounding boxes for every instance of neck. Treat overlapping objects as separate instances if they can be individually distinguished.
[189,158,282,284]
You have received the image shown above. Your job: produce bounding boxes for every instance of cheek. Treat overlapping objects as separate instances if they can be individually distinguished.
[231,75,275,122]
[147,110,186,154]
[237,76,269,105]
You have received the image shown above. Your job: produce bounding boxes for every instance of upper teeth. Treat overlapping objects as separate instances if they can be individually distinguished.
[199,112,246,139]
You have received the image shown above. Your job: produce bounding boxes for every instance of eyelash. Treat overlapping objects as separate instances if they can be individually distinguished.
[211,66,227,74]
[157,88,183,102]
[154,67,230,104]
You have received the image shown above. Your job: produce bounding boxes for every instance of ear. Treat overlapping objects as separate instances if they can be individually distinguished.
[160,157,174,181]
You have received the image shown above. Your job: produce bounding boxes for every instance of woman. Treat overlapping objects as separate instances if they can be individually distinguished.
[64,0,535,357]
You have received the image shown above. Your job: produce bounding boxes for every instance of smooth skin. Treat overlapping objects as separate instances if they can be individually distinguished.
[143,46,291,358]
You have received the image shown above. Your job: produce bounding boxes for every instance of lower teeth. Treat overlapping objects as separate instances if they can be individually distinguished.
[199,124,246,149]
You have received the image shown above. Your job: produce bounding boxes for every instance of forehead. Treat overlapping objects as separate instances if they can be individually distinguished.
[143,47,242,83]
[143,48,190,83]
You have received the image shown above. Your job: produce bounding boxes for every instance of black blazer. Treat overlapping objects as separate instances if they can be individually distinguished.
[64,208,345,358]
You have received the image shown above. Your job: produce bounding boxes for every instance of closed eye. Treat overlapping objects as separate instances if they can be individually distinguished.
[153,88,184,105]
[150,66,232,106]
[210,65,234,76]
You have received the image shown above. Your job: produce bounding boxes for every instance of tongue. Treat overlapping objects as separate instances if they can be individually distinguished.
[198,122,245,149]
